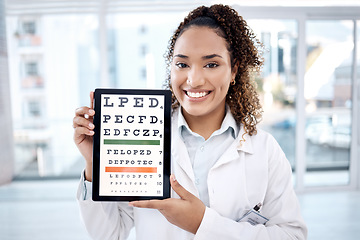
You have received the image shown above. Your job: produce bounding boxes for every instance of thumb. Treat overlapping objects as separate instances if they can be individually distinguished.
[90,91,94,109]
[170,175,194,200]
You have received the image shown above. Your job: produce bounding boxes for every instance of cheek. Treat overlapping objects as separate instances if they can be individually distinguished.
[213,71,232,91]
[170,72,182,98]
[170,70,185,88]
[220,82,231,98]
[170,72,177,89]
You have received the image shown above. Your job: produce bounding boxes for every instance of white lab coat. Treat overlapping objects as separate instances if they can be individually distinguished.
[77,110,307,240]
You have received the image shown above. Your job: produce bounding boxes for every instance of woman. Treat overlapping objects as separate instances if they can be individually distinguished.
[73,4,307,240]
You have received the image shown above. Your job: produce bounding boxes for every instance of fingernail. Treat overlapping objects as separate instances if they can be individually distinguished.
[171,175,176,182]
[89,131,94,135]
[89,109,95,115]
[89,123,95,129]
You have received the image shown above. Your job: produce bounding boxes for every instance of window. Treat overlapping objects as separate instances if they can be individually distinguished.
[248,19,298,171]
[28,100,41,117]
[140,67,147,80]
[25,62,38,76]
[8,14,99,177]
[20,59,43,88]
[22,21,36,34]
[140,44,148,56]
[139,25,147,35]
[305,20,353,186]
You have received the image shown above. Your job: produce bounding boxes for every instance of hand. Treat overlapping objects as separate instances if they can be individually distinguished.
[73,91,95,181]
[129,175,205,234]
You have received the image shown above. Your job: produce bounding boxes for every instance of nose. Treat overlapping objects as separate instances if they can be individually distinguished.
[187,66,205,87]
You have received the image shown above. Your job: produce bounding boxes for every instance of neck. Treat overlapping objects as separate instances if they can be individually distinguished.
[182,107,226,140]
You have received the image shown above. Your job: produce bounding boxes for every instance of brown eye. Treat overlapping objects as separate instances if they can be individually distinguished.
[175,62,188,68]
[205,63,219,68]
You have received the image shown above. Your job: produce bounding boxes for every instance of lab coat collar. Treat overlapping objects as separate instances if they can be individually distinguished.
[236,125,254,155]
[210,126,254,171]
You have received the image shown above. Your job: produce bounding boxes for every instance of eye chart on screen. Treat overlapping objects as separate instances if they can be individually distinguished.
[92,89,171,201]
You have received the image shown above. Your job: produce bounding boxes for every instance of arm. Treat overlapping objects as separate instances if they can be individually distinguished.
[73,91,95,182]
[76,172,134,240]
[74,91,135,239]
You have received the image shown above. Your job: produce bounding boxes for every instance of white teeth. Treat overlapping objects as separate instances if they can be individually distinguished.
[187,91,207,98]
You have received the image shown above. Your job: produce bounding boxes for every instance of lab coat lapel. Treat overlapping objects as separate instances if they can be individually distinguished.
[212,125,254,169]
[209,126,253,214]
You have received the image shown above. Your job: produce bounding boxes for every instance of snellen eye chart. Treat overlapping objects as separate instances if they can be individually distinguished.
[92,89,171,201]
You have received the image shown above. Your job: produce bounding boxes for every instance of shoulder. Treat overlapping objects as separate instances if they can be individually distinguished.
[241,126,285,161]
[248,127,279,147]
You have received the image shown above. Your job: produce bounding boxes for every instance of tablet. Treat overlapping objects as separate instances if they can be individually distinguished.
[92,88,171,201]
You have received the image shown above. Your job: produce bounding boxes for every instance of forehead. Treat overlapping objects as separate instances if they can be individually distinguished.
[174,26,230,57]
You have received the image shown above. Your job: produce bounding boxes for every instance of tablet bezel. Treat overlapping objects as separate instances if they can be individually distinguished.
[92,88,171,201]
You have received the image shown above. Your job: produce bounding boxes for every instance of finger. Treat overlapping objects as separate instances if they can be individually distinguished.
[75,106,95,118]
[170,175,193,200]
[73,116,95,129]
[90,91,94,109]
[129,200,166,210]
[74,126,94,139]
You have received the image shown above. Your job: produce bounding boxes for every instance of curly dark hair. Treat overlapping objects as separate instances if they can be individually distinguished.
[164,4,263,136]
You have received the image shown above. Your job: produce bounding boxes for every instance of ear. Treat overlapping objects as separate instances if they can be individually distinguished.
[231,62,239,80]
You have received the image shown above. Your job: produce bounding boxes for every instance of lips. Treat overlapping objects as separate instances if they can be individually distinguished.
[185,91,211,98]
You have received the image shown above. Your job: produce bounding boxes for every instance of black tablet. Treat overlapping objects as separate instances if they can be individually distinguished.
[92,88,171,201]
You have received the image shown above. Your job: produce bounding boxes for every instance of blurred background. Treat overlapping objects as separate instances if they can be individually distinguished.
[0,0,359,239]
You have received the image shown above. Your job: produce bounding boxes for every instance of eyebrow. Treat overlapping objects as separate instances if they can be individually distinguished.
[173,54,223,60]
[174,54,188,59]
[202,54,223,60]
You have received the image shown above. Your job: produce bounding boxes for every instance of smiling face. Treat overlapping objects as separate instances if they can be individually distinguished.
[171,26,236,123]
